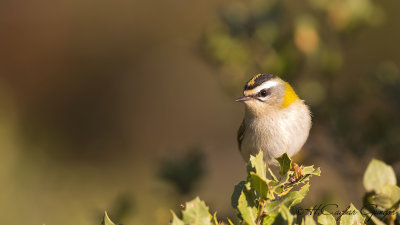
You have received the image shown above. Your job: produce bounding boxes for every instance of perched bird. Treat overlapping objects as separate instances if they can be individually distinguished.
[236,74,311,167]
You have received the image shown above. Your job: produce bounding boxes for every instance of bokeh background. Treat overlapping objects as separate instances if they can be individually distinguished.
[0,0,399,224]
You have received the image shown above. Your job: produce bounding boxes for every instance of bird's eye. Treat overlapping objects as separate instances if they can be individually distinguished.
[260,89,268,97]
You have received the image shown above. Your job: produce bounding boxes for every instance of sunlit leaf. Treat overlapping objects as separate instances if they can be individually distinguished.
[317,211,336,225]
[363,159,396,193]
[372,184,400,210]
[211,212,219,225]
[291,183,310,206]
[262,211,279,225]
[302,214,317,225]
[102,211,116,225]
[264,183,309,214]
[302,166,321,176]
[339,203,365,225]
[237,190,257,225]
[182,197,212,225]
[170,211,184,225]
[248,150,267,179]
[268,167,278,182]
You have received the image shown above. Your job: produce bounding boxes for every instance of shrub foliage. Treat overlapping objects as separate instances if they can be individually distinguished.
[102,150,399,225]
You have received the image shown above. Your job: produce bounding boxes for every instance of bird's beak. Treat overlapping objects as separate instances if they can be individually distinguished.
[235,96,252,102]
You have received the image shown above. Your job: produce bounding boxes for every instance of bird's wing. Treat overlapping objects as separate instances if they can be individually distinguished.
[237,119,246,151]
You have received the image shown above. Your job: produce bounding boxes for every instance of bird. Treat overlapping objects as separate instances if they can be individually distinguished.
[236,73,312,168]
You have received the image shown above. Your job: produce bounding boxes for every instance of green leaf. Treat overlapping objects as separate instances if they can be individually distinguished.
[211,212,219,225]
[170,211,185,225]
[268,167,278,181]
[264,183,309,214]
[302,214,317,225]
[262,211,279,225]
[249,150,267,179]
[339,203,365,225]
[317,211,336,225]
[272,184,285,195]
[363,159,396,193]
[182,197,212,225]
[360,209,386,225]
[237,190,257,225]
[302,166,321,176]
[263,199,284,215]
[102,211,116,225]
[372,184,400,210]
[279,204,295,224]
[284,166,321,187]
[231,181,246,209]
[276,153,292,176]
[291,182,310,206]
[276,172,291,186]
[250,172,269,199]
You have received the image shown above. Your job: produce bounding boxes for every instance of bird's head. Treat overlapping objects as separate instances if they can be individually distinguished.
[236,74,299,116]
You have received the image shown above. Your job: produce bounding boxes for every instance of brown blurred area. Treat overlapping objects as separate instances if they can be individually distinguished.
[0,0,399,224]
[0,1,244,224]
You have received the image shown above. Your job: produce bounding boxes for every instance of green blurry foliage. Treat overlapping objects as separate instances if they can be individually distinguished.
[158,148,205,195]
[106,193,135,222]
[202,0,400,162]
[203,0,383,93]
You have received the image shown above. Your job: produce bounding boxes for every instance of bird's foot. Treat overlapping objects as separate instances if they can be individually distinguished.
[289,163,303,182]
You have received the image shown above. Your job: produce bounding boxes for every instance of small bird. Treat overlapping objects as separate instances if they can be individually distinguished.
[236,74,311,167]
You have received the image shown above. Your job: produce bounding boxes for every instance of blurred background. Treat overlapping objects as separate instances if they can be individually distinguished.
[0,0,399,224]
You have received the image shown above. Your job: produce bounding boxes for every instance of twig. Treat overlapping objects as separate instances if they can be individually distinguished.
[256,200,266,225]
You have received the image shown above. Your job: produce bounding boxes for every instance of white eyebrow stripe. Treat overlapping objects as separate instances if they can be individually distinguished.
[251,80,279,93]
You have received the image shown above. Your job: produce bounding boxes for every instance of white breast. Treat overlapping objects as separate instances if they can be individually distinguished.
[240,100,311,166]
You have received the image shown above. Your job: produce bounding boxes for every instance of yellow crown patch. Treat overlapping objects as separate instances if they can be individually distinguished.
[281,82,299,109]
[247,74,263,86]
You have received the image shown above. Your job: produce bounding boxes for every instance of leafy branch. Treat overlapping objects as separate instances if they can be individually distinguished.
[101,151,399,225]
[169,151,322,225]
